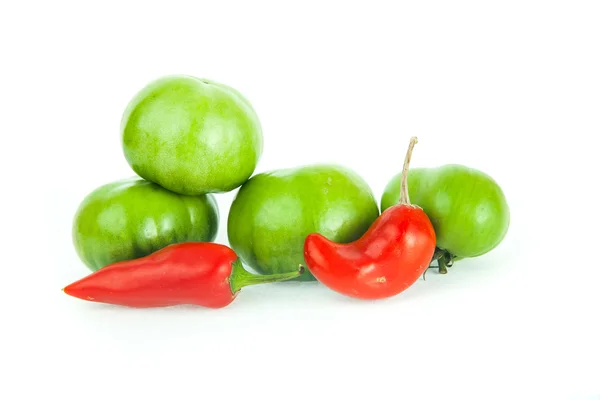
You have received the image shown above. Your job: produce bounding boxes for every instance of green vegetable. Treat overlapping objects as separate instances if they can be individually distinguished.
[381,164,510,264]
[73,177,219,271]
[121,75,263,195]
[227,164,380,281]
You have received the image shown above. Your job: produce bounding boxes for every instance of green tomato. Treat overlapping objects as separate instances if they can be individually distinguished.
[121,75,263,195]
[227,164,380,281]
[381,165,510,259]
[73,177,219,271]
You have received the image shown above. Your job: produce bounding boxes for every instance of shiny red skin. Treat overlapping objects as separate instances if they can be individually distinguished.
[63,242,238,308]
[304,204,436,300]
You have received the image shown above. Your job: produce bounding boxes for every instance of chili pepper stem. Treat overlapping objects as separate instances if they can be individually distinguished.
[229,260,305,294]
[399,136,418,205]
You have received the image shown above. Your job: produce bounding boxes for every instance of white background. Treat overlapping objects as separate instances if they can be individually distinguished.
[2,1,599,399]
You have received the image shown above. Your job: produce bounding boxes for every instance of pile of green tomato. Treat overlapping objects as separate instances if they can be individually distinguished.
[73,75,510,281]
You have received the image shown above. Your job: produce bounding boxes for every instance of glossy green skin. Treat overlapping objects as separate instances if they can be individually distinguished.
[228,164,380,281]
[73,177,219,272]
[121,75,263,195]
[381,165,510,258]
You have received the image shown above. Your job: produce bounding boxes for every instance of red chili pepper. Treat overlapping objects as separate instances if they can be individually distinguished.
[63,242,304,308]
[303,137,436,300]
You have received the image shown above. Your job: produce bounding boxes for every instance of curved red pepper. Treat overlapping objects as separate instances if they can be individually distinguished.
[303,137,436,300]
[63,242,304,308]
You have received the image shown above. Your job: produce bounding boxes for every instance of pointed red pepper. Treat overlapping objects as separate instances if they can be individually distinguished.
[303,137,436,300]
[63,242,304,308]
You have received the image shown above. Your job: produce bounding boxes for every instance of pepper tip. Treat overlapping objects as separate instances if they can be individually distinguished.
[62,283,77,297]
